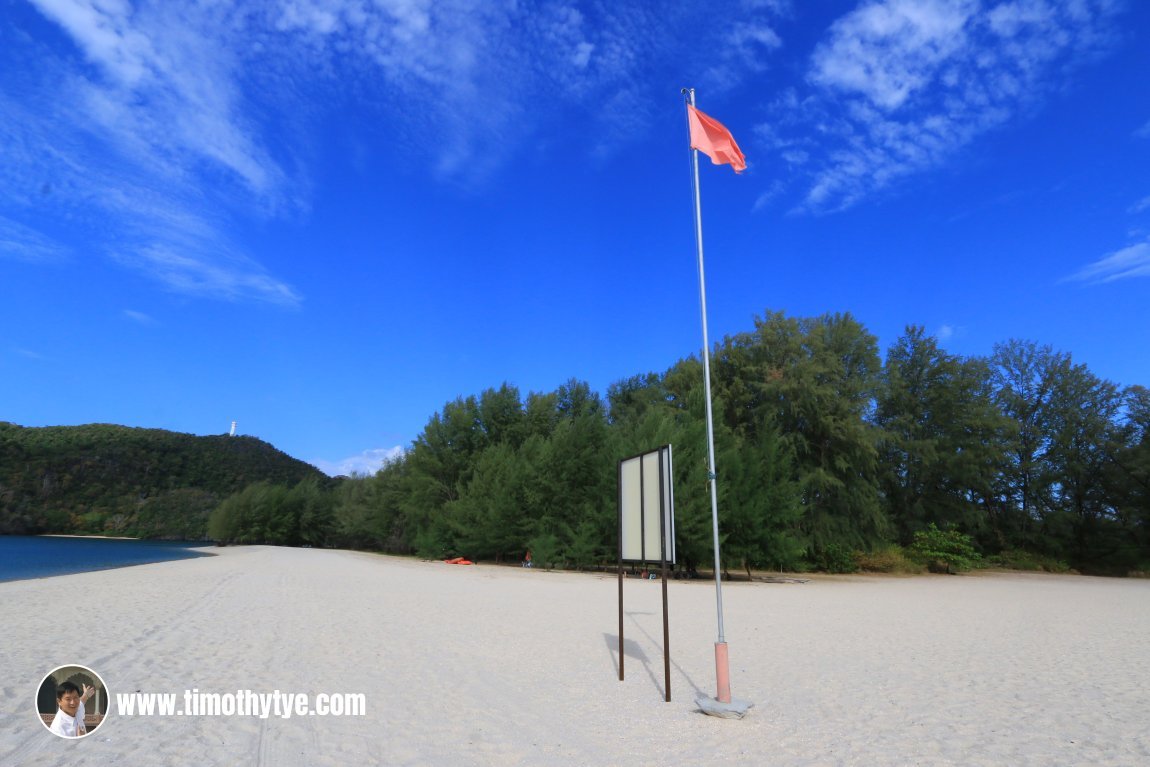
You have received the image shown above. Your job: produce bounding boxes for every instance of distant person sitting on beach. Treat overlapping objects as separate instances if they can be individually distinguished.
[49,681,94,738]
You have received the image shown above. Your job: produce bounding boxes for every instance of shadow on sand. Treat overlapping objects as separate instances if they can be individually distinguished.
[603,610,703,700]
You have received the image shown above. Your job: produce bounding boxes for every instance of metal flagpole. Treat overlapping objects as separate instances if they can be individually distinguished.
[682,87,732,705]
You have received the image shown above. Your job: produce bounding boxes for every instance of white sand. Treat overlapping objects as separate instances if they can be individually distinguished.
[2,546,1148,766]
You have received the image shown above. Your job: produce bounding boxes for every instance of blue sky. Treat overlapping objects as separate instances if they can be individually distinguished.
[2,0,1148,476]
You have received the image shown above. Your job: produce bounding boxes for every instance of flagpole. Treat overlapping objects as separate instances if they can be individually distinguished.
[682,87,731,705]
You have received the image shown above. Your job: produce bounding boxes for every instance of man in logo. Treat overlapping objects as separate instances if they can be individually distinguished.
[49,681,94,738]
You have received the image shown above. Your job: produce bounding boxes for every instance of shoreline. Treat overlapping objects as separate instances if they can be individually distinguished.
[39,533,214,543]
[39,533,145,540]
[12,535,1130,586]
[0,536,216,585]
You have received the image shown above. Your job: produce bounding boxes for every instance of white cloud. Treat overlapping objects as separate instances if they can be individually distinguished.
[257,1,787,176]
[29,0,285,199]
[572,42,594,69]
[729,22,784,65]
[7,1,789,303]
[0,216,70,263]
[1138,119,1150,138]
[17,0,788,189]
[1131,196,1150,214]
[766,0,1123,212]
[5,1,303,306]
[115,243,300,306]
[811,0,978,110]
[312,446,405,477]
[937,323,955,341]
[30,0,158,86]
[1067,240,1150,284]
[122,309,155,325]
[752,179,786,212]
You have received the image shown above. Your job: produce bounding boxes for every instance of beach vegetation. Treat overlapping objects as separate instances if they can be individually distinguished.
[411,526,451,560]
[525,531,562,571]
[985,549,1071,573]
[813,543,859,574]
[565,517,605,571]
[6,310,1150,577]
[874,328,1007,547]
[0,423,324,539]
[854,545,923,574]
[712,312,887,560]
[908,524,982,574]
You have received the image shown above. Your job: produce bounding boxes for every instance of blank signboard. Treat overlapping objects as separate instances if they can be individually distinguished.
[618,445,675,564]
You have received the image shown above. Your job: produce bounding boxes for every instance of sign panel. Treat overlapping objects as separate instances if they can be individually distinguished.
[618,445,675,564]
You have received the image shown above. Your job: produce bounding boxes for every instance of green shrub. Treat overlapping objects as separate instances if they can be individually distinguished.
[987,549,1071,573]
[526,532,562,571]
[854,545,924,574]
[814,543,859,574]
[909,524,981,574]
[412,527,449,560]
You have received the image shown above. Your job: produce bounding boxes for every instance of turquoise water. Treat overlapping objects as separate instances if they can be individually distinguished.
[0,536,213,582]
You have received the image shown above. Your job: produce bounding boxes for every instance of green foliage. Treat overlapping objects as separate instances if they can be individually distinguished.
[712,311,888,558]
[813,543,859,574]
[909,524,982,574]
[412,526,450,560]
[0,423,324,539]
[564,517,603,570]
[136,489,220,540]
[986,549,1072,573]
[854,545,923,574]
[525,532,562,571]
[5,308,1149,575]
[989,341,1133,570]
[876,327,1008,544]
[293,476,335,547]
[448,440,537,560]
[720,414,806,574]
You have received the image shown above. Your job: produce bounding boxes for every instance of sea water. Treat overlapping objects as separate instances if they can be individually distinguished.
[0,536,213,583]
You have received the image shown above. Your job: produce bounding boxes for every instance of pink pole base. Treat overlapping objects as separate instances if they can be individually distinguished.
[714,641,731,703]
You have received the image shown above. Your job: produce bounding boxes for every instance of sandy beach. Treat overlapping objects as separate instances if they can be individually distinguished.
[2,546,1148,766]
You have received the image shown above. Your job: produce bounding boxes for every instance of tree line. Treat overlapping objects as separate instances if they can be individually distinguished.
[208,310,1150,576]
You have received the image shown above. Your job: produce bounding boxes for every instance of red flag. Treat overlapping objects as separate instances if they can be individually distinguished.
[687,104,746,174]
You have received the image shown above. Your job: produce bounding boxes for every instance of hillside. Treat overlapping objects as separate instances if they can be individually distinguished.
[0,422,327,539]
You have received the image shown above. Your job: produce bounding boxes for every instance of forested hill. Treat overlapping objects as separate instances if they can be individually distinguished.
[0,422,326,539]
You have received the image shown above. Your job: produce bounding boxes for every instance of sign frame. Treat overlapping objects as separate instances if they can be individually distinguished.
[616,444,675,701]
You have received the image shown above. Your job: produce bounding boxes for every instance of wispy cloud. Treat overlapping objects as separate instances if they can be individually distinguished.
[6,1,786,303]
[28,0,286,200]
[311,446,405,477]
[6,1,303,306]
[810,0,977,111]
[1067,239,1150,284]
[1131,196,1150,214]
[114,241,301,306]
[123,309,155,325]
[763,0,1124,212]
[0,216,70,263]
[264,1,787,176]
